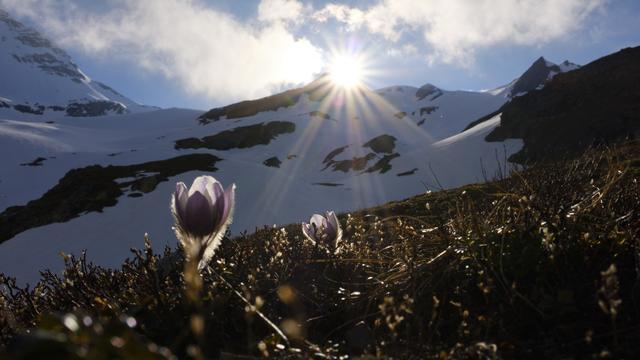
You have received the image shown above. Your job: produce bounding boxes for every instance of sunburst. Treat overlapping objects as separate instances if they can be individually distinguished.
[328,53,365,88]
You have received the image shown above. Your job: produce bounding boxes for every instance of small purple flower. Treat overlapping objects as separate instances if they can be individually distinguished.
[171,175,235,269]
[302,211,342,248]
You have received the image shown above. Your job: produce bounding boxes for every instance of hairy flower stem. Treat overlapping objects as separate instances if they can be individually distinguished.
[184,250,205,360]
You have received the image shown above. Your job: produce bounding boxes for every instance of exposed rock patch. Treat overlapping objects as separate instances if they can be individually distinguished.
[0,154,221,243]
[509,57,560,97]
[19,157,46,167]
[13,53,85,80]
[263,156,282,168]
[324,135,399,173]
[13,104,44,115]
[364,153,400,174]
[322,145,349,166]
[419,106,438,116]
[175,121,296,151]
[416,84,443,100]
[397,168,418,177]
[199,75,334,123]
[66,101,127,117]
[309,111,330,120]
[363,135,397,154]
[312,182,343,187]
[330,153,376,173]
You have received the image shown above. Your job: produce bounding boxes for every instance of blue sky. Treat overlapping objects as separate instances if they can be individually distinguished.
[3,0,640,110]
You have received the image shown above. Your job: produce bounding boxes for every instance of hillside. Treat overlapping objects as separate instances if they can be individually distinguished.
[1,141,638,359]
[485,46,640,163]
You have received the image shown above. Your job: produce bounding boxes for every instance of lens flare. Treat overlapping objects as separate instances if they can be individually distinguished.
[329,54,364,88]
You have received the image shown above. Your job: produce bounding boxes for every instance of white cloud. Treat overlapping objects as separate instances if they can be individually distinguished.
[315,0,605,66]
[1,0,324,103]
[313,4,365,30]
[386,44,419,58]
[0,0,608,101]
[258,0,306,24]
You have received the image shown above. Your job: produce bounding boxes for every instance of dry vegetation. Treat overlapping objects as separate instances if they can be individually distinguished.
[1,142,639,359]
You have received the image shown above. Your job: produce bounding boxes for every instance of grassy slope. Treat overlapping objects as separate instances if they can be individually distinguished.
[1,142,639,359]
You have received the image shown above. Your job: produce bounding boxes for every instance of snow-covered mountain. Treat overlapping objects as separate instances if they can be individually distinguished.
[0,9,586,284]
[0,9,154,117]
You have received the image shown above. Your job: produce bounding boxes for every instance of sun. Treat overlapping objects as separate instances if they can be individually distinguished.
[329,54,364,88]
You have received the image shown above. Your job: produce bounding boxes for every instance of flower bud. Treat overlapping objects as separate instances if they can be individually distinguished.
[171,175,235,269]
[301,211,342,248]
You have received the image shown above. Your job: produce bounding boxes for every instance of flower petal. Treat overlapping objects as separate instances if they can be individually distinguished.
[310,214,327,229]
[199,185,235,269]
[334,220,343,247]
[184,191,215,236]
[328,211,343,241]
[188,175,215,197]
[301,223,316,244]
[326,211,338,230]
[209,181,226,226]
[173,182,189,223]
[220,183,236,227]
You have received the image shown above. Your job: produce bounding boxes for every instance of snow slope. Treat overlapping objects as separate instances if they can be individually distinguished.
[373,84,506,140]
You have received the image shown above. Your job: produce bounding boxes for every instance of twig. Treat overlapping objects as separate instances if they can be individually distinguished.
[206,267,291,347]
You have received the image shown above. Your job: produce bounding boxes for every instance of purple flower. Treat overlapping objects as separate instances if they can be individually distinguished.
[302,211,342,248]
[171,175,235,269]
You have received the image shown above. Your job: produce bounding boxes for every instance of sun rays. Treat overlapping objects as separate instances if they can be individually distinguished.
[329,54,365,89]
[247,45,440,226]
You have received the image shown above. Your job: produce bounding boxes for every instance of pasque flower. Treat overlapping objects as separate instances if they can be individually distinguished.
[302,211,342,248]
[171,175,235,269]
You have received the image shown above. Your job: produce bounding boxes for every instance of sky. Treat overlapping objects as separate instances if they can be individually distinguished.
[1,0,639,110]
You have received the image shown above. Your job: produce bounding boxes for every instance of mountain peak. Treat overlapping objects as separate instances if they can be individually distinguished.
[505,56,575,98]
[0,9,153,116]
[415,83,443,100]
[559,60,580,72]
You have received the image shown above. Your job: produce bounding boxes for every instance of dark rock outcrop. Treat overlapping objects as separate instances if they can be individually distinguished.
[486,47,640,163]
[263,156,282,168]
[66,101,127,117]
[175,121,296,150]
[0,154,221,243]
[199,75,337,123]
[508,56,561,97]
[363,135,397,154]
[416,84,443,100]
